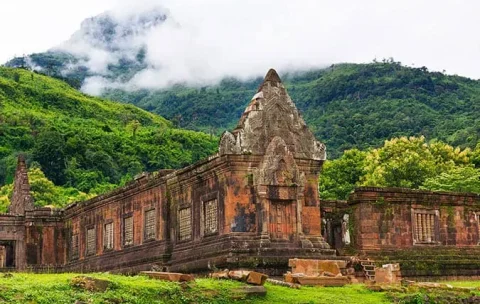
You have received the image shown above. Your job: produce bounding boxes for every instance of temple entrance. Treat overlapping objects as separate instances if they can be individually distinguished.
[269,201,295,240]
[0,241,15,268]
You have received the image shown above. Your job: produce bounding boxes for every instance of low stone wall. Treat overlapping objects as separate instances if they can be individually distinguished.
[364,247,480,279]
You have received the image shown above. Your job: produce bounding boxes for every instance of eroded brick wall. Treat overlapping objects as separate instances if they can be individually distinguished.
[349,187,480,250]
[25,209,66,267]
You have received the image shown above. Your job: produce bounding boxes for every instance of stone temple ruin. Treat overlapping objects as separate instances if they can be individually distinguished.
[0,69,479,281]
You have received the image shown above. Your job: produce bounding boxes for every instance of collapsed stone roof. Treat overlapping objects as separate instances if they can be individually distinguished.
[219,68,326,161]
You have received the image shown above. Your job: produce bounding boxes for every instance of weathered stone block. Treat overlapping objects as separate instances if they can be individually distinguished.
[228,270,250,281]
[289,259,342,276]
[141,271,194,282]
[211,269,229,279]
[246,271,268,286]
[70,276,111,292]
[295,276,349,287]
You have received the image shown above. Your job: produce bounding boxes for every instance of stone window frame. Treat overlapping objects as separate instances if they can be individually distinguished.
[177,205,192,242]
[411,208,440,245]
[144,208,156,242]
[71,233,79,260]
[201,192,219,237]
[123,213,134,248]
[85,225,96,256]
[103,220,114,251]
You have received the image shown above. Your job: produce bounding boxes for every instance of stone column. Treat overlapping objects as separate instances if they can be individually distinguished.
[0,245,5,268]
[257,186,271,247]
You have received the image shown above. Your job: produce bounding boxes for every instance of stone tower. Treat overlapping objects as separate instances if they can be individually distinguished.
[219,68,326,160]
[8,155,34,214]
[220,68,329,249]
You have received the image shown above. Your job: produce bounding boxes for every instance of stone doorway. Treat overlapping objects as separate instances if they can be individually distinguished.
[269,201,295,240]
[0,241,15,268]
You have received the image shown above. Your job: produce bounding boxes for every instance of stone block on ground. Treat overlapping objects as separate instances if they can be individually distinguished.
[232,286,267,297]
[295,276,349,287]
[382,263,400,272]
[375,266,400,284]
[140,271,194,282]
[210,269,229,279]
[284,272,295,283]
[70,276,111,292]
[246,271,268,286]
[323,271,336,277]
[228,270,250,282]
[347,275,359,284]
[267,278,300,289]
[288,259,342,276]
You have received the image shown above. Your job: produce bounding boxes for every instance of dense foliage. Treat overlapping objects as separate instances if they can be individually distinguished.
[8,57,480,158]
[106,61,480,158]
[0,67,217,209]
[320,137,480,200]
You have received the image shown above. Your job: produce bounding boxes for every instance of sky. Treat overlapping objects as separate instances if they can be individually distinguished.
[1,0,480,92]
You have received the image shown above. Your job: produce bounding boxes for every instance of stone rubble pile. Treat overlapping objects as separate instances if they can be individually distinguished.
[285,258,351,286]
[210,269,268,286]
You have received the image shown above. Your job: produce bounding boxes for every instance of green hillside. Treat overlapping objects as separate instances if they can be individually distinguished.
[103,61,480,158]
[0,67,217,203]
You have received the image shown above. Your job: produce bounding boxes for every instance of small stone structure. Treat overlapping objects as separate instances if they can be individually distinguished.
[375,264,401,284]
[322,188,480,279]
[285,258,350,286]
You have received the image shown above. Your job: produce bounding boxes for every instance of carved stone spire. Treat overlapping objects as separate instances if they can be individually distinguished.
[8,155,34,214]
[219,68,326,160]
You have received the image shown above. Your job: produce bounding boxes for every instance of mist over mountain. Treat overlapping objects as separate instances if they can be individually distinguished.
[6,6,169,91]
[4,4,480,158]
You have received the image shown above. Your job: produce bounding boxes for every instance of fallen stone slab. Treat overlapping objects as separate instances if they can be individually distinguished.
[210,269,229,279]
[246,271,268,286]
[267,278,300,289]
[228,270,250,281]
[416,282,450,289]
[288,259,343,276]
[70,276,111,292]
[140,271,194,282]
[366,285,405,292]
[295,276,349,287]
[232,286,267,298]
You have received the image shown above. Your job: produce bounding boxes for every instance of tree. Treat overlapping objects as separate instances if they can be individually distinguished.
[32,129,67,185]
[360,136,472,188]
[13,73,20,83]
[421,166,480,193]
[319,149,367,200]
[127,119,141,139]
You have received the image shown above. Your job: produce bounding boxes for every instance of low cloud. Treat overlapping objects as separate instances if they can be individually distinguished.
[50,0,480,94]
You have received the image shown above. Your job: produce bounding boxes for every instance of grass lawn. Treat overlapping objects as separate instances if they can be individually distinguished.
[0,273,479,304]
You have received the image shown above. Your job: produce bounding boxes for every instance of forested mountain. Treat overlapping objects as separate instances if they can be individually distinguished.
[5,6,479,158]
[0,67,217,208]
[103,62,480,158]
[7,58,480,158]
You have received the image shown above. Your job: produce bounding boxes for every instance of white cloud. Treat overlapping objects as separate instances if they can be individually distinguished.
[2,0,480,94]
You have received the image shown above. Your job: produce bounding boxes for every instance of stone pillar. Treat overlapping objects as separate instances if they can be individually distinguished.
[257,186,271,247]
[8,155,34,215]
[16,239,26,270]
[0,245,5,268]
